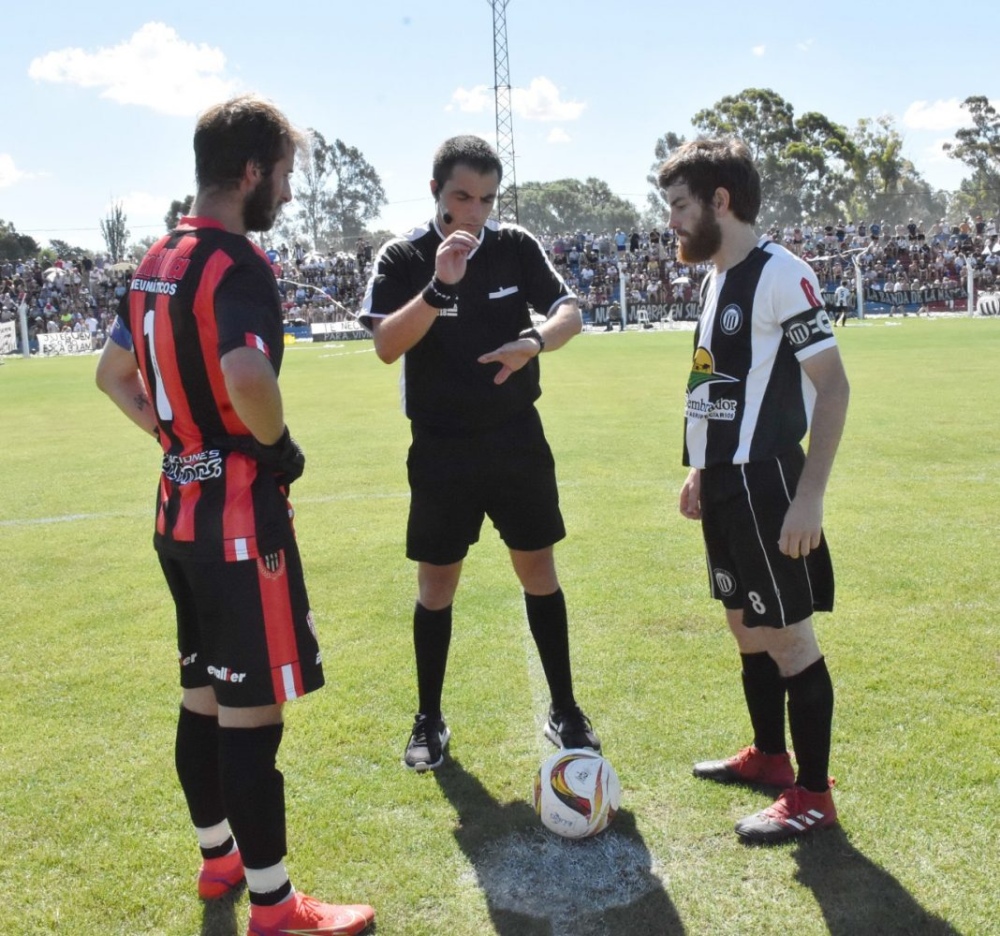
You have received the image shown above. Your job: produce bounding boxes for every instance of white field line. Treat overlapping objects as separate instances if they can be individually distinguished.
[0,490,410,528]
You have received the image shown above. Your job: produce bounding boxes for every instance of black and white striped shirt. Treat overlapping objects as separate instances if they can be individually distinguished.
[684,239,837,469]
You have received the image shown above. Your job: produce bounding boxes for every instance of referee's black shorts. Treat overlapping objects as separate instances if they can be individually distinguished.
[699,447,834,628]
[159,534,324,707]
[406,406,566,565]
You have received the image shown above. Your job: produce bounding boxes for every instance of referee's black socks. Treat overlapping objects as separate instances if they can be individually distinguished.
[525,588,575,712]
[413,602,452,719]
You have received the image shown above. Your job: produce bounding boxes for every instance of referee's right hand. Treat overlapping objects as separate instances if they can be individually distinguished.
[435,231,478,285]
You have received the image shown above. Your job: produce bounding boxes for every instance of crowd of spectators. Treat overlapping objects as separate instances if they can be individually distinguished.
[767,215,999,296]
[3,215,998,354]
[1,256,132,352]
[0,237,377,352]
[240,214,1000,327]
[534,214,1000,321]
[267,238,373,325]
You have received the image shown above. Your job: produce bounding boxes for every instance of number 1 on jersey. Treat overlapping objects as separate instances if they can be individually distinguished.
[143,309,174,421]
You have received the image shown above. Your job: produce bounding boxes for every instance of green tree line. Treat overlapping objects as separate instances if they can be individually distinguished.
[2,92,997,264]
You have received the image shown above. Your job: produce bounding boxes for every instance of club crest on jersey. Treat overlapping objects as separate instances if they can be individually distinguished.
[687,347,739,393]
[719,304,744,335]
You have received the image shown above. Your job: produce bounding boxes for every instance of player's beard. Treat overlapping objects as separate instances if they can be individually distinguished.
[243,175,280,233]
[677,206,722,264]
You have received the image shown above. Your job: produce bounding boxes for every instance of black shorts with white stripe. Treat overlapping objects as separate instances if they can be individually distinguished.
[699,447,834,628]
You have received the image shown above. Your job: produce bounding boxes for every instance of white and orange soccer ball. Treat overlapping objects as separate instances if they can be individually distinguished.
[533,748,621,838]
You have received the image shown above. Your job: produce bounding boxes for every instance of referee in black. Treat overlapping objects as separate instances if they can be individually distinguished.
[359,135,600,771]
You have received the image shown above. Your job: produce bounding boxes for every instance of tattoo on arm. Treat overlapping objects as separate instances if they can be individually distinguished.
[134,393,151,412]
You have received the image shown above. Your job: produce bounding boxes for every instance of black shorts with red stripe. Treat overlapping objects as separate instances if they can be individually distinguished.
[699,447,835,628]
[160,534,324,706]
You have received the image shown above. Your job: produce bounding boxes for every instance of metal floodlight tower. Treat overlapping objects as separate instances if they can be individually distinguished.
[489,0,519,224]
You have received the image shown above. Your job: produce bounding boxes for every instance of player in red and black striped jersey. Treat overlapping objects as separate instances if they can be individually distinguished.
[112,217,296,560]
[96,95,373,934]
[659,139,850,845]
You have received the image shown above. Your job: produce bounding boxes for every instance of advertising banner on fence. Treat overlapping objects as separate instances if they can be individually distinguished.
[0,321,16,355]
[38,333,93,355]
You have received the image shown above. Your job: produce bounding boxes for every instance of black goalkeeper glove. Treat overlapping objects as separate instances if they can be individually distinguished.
[256,427,306,486]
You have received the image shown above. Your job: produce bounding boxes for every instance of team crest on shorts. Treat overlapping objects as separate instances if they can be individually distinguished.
[259,550,285,578]
[713,568,737,596]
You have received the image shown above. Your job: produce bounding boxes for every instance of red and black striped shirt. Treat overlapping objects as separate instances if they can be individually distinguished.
[116,216,291,560]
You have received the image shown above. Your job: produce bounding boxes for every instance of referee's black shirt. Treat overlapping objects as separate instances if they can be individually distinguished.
[360,218,574,433]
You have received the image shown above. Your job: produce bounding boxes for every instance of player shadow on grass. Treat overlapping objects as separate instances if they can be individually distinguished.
[199,884,243,936]
[794,827,963,935]
[434,757,685,936]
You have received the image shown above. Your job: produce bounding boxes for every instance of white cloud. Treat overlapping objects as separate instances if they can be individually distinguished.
[111,191,172,219]
[923,137,959,166]
[514,77,586,122]
[796,38,815,53]
[903,99,967,132]
[547,128,572,144]
[28,22,239,117]
[0,154,30,188]
[752,45,766,57]
[448,84,492,113]
[448,76,585,122]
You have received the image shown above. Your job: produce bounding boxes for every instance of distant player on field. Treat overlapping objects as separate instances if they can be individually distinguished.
[358,135,600,772]
[659,138,850,843]
[96,94,374,934]
[834,280,852,327]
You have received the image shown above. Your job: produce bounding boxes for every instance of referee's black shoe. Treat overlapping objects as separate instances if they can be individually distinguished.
[403,713,450,772]
[544,704,601,752]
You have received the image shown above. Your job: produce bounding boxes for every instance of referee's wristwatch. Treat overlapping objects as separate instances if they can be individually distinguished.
[518,326,545,353]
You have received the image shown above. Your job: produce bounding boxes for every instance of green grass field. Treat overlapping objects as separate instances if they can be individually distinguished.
[1,317,997,935]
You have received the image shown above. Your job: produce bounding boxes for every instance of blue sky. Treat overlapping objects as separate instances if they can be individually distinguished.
[2,1,994,253]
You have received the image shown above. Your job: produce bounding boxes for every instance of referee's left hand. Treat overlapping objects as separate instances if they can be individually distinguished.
[478,337,540,385]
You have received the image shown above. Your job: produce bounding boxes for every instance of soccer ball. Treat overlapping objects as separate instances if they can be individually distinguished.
[533,748,621,839]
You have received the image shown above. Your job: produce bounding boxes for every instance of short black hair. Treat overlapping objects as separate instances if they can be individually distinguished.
[657,137,761,225]
[432,135,503,190]
[194,94,304,191]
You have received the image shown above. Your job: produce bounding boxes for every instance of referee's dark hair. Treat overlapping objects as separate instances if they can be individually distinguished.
[432,135,504,190]
[657,137,761,225]
[194,94,306,191]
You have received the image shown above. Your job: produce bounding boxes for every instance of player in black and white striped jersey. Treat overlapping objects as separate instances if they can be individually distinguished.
[659,138,850,844]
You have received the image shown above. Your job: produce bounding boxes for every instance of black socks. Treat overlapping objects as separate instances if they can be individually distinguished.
[413,602,452,718]
[786,656,834,793]
[525,588,575,712]
[740,651,787,756]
